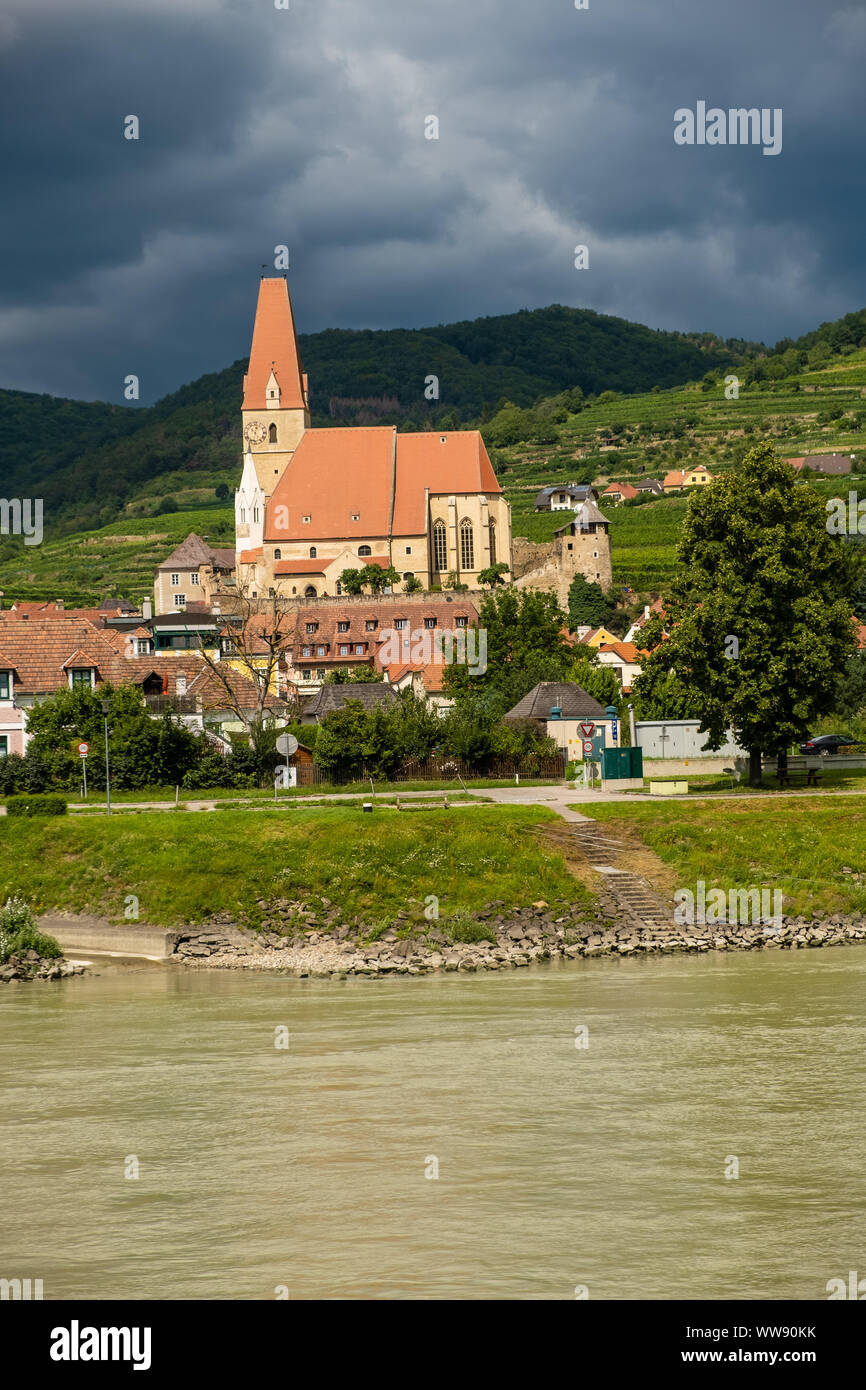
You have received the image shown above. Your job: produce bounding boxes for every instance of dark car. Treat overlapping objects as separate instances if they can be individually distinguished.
[798,733,859,755]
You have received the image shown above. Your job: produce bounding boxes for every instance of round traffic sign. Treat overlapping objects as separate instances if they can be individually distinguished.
[582,740,594,754]
[276,733,298,758]
[77,741,90,756]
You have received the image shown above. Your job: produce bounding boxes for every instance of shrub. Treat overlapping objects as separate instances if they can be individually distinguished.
[6,793,68,817]
[0,897,63,963]
[441,910,496,945]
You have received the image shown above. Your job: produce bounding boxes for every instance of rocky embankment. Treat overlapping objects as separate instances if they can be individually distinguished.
[0,951,85,984]
[170,889,866,978]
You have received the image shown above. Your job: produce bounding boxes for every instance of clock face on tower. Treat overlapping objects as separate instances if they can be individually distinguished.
[244,420,267,445]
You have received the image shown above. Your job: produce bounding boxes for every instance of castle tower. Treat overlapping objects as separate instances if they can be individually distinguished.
[239,276,310,499]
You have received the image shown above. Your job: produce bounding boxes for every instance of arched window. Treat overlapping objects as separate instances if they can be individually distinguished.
[268,587,275,598]
[309,546,317,558]
[488,519,496,565]
[403,572,413,582]
[432,519,447,572]
[304,585,317,597]
[274,548,281,560]
[459,518,474,571]
[335,581,342,595]
[358,545,371,557]
[268,423,277,443]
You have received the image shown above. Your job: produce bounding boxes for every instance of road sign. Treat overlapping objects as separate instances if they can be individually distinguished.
[582,739,594,754]
[610,718,618,745]
[579,722,595,738]
[276,733,298,758]
[77,742,89,757]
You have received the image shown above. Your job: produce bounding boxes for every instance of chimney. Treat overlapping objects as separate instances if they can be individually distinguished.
[176,672,187,696]
[549,705,562,720]
[54,599,64,610]
[142,598,153,622]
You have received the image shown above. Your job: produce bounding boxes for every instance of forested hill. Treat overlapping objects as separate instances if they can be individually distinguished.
[0,303,756,535]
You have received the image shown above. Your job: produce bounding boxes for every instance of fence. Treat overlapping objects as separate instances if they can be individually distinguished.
[287,753,567,786]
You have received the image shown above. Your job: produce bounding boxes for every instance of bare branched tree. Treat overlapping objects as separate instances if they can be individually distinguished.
[192,588,299,749]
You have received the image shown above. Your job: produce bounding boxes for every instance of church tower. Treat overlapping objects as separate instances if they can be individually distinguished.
[238,276,310,506]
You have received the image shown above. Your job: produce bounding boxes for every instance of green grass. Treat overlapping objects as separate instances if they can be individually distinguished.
[580,799,866,917]
[65,776,559,805]
[0,805,591,928]
[637,767,866,796]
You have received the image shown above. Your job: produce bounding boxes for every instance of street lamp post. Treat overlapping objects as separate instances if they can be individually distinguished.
[101,697,111,816]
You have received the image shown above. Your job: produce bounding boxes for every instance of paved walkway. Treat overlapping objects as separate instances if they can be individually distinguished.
[22,780,866,819]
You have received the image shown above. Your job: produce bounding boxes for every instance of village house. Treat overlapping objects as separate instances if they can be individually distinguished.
[594,641,644,691]
[600,481,639,505]
[154,533,235,615]
[534,483,599,512]
[663,466,713,492]
[283,592,480,699]
[634,479,664,496]
[0,611,285,754]
[786,453,854,476]
[503,680,614,763]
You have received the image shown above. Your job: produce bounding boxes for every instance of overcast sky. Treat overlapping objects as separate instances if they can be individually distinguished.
[0,0,863,404]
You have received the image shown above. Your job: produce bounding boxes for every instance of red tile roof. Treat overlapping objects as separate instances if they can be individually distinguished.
[242,277,306,412]
[264,428,501,541]
[601,482,639,500]
[273,559,328,575]
[0,616,131,693]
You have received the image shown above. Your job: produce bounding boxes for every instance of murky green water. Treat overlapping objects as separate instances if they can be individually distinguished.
[1,951,864,1300]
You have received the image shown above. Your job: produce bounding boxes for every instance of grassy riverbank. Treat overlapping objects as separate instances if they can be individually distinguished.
[580,798,866,916]
[0,804,589,928]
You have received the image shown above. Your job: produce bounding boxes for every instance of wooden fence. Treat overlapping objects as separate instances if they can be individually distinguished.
[288,753,567,786]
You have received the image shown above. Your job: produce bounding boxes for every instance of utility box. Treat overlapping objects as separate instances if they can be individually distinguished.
[602,745,643,790]
[602,746,643,779]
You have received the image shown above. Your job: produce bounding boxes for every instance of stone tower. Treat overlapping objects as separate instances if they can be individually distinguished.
[512,498,612,609]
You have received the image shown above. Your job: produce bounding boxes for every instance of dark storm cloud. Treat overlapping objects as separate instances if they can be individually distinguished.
[0,0,863,403]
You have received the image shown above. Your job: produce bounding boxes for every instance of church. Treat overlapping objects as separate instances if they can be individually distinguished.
[235,277,512,598]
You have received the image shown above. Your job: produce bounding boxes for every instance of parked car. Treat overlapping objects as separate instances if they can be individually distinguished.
[798,733,859,755]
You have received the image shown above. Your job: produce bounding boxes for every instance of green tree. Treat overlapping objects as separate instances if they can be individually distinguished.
[477,562,510,588]
[339,568,364,595]
[634,442,857,783]
[325,667,384,684]
[567,574,616,631]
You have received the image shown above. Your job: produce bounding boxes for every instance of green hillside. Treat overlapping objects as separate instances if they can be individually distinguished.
[0,302,752,539]
[1,302,865,604]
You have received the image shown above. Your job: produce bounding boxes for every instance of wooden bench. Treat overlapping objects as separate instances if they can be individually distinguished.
[776,768,822,788]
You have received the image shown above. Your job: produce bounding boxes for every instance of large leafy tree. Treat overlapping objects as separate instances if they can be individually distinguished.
[635,442,856,783]
[567,574,618,632]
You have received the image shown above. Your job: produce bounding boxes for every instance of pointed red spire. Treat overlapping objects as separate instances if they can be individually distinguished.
[242,278,306,411]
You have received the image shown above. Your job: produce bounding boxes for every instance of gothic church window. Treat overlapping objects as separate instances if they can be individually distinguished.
[459,518,474,571]
[489,520,496,565]
[269,424,277,443]
[432,520,447,572]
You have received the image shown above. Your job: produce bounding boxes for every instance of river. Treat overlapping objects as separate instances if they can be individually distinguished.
[1,950,864,1300]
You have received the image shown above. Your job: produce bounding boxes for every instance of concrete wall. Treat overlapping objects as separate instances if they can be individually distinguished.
[40,915,178,960]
